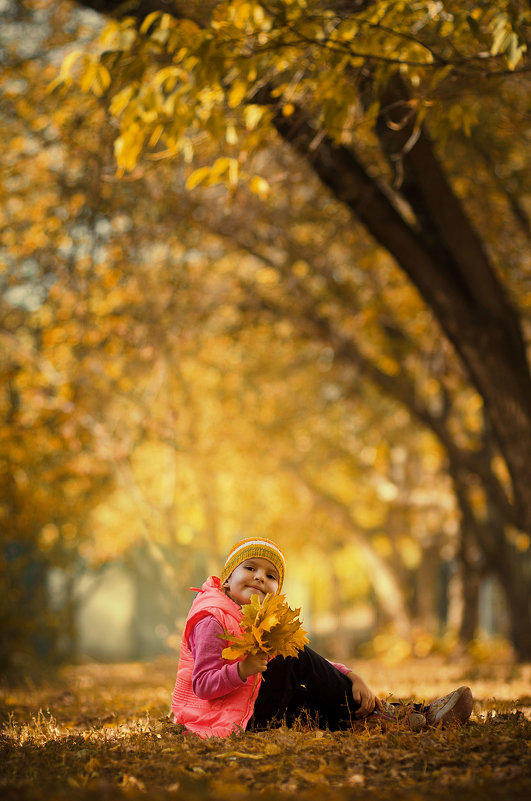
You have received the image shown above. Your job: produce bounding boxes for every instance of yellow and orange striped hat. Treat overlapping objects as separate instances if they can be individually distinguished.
[220,537,285,591]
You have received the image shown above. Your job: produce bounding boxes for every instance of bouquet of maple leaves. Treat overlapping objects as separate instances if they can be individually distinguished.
[221,593,309,660]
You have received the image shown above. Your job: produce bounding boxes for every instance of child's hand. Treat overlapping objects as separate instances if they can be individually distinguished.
[347,672,382,718]
[238,652,268,680]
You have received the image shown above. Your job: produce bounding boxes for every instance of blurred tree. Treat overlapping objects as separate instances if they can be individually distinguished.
[53,0,530,655]
[3,0,530,668]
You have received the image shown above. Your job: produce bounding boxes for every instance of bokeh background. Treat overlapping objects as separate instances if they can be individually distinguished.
[1,0,530,679]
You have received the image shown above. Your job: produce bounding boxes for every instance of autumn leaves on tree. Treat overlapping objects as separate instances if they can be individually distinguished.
[56,0,531,655]
[2,0,531,668]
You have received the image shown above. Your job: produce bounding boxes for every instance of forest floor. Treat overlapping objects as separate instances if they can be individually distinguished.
[1,652,530,801]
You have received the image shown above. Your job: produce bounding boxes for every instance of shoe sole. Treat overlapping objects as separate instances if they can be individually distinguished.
[431,686,473,726]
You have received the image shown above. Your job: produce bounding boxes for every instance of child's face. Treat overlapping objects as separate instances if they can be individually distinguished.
[223,557,280,606]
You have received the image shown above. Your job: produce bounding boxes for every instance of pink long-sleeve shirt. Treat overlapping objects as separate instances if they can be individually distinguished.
[189,615,351,700]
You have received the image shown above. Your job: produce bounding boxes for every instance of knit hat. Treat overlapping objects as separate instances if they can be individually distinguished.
[220,537,285,591]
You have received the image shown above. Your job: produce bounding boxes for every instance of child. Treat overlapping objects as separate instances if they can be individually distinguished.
[171,537,473,738]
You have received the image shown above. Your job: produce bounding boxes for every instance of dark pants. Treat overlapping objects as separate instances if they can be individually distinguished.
[247,646,360,731]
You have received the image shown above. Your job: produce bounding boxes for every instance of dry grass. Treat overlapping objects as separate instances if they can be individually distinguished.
[1,654,530,801]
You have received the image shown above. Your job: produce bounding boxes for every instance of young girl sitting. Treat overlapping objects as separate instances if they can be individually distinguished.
[170,537,473,738]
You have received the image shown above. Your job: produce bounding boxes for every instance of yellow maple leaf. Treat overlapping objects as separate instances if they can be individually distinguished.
[221,593,309,660]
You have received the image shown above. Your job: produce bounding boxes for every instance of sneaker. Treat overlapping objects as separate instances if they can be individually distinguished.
[369,700,426,731]
[425,686,473,727]
[370,699,399,724]
[407,711,427,732]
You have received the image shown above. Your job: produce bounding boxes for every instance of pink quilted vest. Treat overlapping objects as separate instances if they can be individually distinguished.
[171,576,261,738]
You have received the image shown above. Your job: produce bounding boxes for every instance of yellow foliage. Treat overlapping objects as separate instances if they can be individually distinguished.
[221,593,309,659]
[186,165,211,189]
[110,86,136,117]
[243,104,265,131]
[139,10,166,35]
[248,175,270,199]
[102,267,122,289]
[228,80,248,109]
[398,536,422,569]
[114,123,145,171]
[48,0,529,182]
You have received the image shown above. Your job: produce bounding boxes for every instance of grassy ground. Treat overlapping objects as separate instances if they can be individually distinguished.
[1,654,530,801]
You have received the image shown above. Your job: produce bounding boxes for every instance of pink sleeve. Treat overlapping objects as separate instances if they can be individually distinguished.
[329,661,351,675]
[189,616,245,700]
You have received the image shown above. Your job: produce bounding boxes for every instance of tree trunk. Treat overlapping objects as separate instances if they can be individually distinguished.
[457,558,481,646]
[479,504,531,658]
[452,465,531,659]
[374,79,531,533]
[271,107,531,536]
[414,543,440,634]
